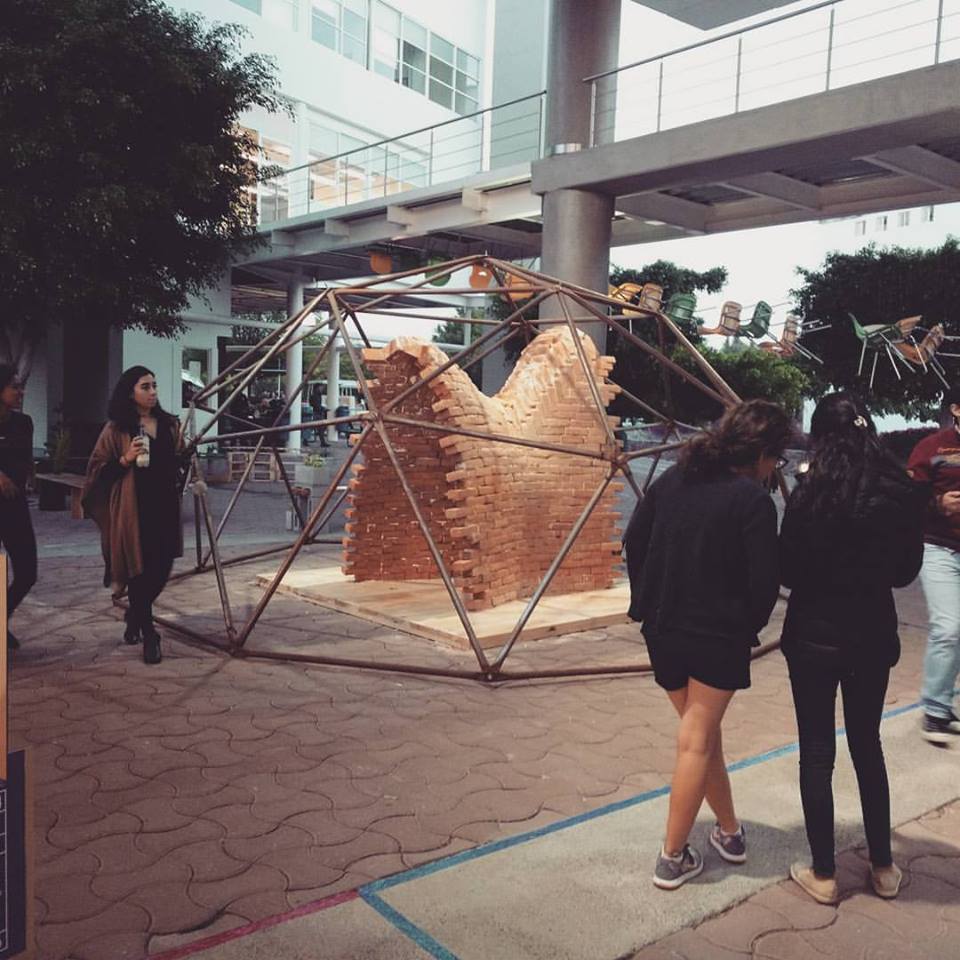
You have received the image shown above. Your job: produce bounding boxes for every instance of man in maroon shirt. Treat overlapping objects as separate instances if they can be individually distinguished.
[907,387,960,743]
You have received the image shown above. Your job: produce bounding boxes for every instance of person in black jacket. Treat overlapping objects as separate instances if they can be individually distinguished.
[0,364,37,650]
[625,399,794,890]
[780,392,924,905]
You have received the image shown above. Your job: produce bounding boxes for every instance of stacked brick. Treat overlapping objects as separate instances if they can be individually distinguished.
[342,326,624,611]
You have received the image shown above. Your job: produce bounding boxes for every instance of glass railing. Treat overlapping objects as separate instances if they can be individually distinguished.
[258,91,545,224]
[587,0,960,146]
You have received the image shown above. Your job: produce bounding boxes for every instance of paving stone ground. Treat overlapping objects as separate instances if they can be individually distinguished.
[7,482,958,960]
[630,800,960,960]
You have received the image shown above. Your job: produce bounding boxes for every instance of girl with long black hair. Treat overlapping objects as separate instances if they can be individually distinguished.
[625,399,795,890]
[0,364,37,649]
[82,366,183,664]
[780,392,924,903]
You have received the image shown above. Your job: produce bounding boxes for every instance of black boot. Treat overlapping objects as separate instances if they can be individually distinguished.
[123,610,141,645]
[142,627,162,664]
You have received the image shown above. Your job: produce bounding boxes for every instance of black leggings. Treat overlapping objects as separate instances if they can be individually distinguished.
[788,656,892,877]
[127,551,174,632]
[0,494,37,618]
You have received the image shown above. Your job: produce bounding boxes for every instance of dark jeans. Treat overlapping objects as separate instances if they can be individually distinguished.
[127,551,174,632]
[0,494,37,618]
[788,655,893,877]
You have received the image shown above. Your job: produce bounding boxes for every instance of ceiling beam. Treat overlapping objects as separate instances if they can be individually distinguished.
[864,145,960,190]
[616,192,708,233]
[719,172,821,210]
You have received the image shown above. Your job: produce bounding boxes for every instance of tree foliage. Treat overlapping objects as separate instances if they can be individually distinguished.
[0,0,285,376]
[790,239,960,419]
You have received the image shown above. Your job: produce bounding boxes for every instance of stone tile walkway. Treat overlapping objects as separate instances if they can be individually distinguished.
[6,495,953,960]
[631,800,960,960]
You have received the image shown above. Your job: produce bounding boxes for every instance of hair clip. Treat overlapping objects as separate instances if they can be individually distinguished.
[853,415,867,429]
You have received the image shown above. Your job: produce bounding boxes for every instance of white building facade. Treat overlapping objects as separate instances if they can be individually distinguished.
[25,0,495,449]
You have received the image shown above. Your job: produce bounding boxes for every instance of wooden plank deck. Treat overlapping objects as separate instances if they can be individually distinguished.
[257,565,631,649]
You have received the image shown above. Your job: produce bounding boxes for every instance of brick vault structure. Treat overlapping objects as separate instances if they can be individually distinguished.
[174,254,744,680]
[344,329,623,610]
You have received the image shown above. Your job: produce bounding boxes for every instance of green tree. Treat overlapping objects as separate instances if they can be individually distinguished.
[790,239,960,419]
[0,0,285,380]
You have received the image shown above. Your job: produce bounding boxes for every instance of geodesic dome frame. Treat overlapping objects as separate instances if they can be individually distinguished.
[167,254,752,682]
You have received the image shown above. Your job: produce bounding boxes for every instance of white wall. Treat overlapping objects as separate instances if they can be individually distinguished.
[179,0,491,149]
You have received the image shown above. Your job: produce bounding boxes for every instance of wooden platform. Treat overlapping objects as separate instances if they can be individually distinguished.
[257,565,631,649]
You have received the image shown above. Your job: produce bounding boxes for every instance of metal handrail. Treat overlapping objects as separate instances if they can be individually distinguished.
[583,0,840,83]
[587,0,951,145]
[263,89,546,181]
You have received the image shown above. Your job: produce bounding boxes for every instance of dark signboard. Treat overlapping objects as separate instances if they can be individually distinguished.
[0,751,29,958]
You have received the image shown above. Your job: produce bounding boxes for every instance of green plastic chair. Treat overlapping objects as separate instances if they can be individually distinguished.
[664,292,697,329]
[849,312,915,387]
[741,301,772,339]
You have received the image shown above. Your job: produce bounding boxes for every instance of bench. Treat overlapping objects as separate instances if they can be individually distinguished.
[35,472,87,519]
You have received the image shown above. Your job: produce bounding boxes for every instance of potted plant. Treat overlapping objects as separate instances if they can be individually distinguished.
[38,422,71,511]
[294,452,328,488]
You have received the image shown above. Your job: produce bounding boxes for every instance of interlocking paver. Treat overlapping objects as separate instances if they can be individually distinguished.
[9,507,959,960]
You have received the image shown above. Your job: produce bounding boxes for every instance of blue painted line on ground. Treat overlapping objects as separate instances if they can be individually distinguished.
[361,890,461,960]
[360,693,928,956]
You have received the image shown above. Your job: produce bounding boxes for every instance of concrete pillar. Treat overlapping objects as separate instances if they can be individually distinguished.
[539,0,620,350]
[325,344,340,444]
[540,188,615,346]
[543,0,620,153]
[285,277,304,453]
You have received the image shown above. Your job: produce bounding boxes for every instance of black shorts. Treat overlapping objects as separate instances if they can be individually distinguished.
[644,631,751,692]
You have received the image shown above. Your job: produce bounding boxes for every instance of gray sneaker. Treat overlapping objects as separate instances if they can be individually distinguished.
[653,844,703,890]
[709,821,747,863]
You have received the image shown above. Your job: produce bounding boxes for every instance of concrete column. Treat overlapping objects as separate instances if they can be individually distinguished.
[540,188,615,346]
[539,0,620,350]
[285,277,304,453]
[325,344,340,445]
[544,0,620,153]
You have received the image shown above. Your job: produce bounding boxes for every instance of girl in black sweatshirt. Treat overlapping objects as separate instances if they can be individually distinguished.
[625,399,794,890]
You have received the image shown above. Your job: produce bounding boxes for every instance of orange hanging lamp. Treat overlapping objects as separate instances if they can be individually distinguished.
[469,262,494,289]
[369,250,393,274]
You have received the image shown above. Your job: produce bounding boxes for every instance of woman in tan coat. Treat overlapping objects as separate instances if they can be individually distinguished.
[83,366,183,663]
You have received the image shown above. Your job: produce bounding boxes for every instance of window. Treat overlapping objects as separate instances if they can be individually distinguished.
[875,215,888,231]
[428,33,455,108]
[373,1,400,80]
[922,205,936,222]
[897,210,911,227]
[368,4,481,113]
[455,49,480,115]
[230,0,261,12]
[854,220,866,236]
[261,138,291,222]
[313,0,368,66]
[182,349,210,407]
[401,19,427,94]
[308,123,373,206]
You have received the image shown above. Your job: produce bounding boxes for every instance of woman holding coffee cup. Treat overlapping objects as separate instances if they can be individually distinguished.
[83,366,183,663]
